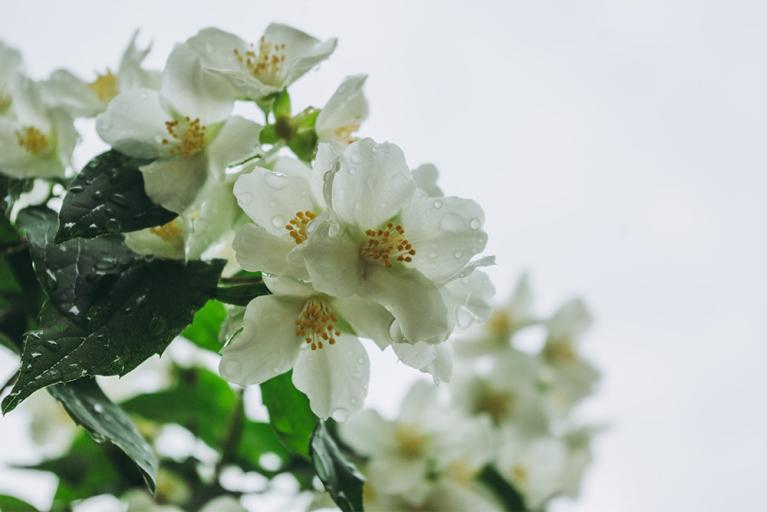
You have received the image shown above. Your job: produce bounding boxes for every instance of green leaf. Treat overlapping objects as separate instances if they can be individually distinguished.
[55,150,177,243]
[310,421,365,512]
[0,494,38,511]
[48,378,158,493]
[478,466,527,511]
[181,300,227,352]
[214,281,270,306]
[260,371,317,458]
[236,420,290,473]
[0,175,34,216]
[2,210,225,412]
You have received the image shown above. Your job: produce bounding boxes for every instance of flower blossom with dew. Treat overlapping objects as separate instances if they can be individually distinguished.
[219,275,404,420]
[0,76,78,179]
[339,382,502,511]
[495,427,569,509]
[184,24,336,101]
[539,298,600,415]
[0,41,24,117]
[315,74,368,145]
[96,41,261,259]
[451,349,549,433]
[455,274,539,358]
[40,31,160,117]
[298,138,490,346]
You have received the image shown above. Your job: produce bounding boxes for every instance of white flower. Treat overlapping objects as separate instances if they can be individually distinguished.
[495,427,568,509]
[315,74,368,145]
[539,298,600,413]
[40,31,160,117]
[0,75,78,179]
[451,350,549,433]
[219,275,402,420]
[0,40,24,117]
[185,24,337,100]
[559,425,602,498]
[299,138,489,345]
[455,274,538,358]
[340,382,500,510]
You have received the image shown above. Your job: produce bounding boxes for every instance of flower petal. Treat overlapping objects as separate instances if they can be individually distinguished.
[361,265,450,344]
[400,196,488,282]
[117,30,159,91]
[332,138,416,230]
[219,296,303,385]
[299,219,363,298]
[39,69,102,117]
[185,27,248,71]
[95,88,169,158]
[233,223,308,280]
[161,43,234,124]
[206,115,261,177]
[338,409,396,457]
[332,295,394,350]
[292,334,369,420]
[445,269,496,330]
[316,74,368,143]
[181,178,238,260]
[367,456,431,502]
[124,224,184,260]
[140,154,207,213]
[262,23,337,87]
[233,166,314,237]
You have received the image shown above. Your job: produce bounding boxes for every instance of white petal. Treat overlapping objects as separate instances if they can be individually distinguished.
[219,296,303,385]
[361,265,450,344]
[316,74,368,143]
[412,163,444,197]
[392,342,437,371]
[262,23,337,87]
[95,88,169,158]
[140,154,206,213]
[549,298,592,341]
[401,196,488,282]
[445,270,496,330]
[332,138,416,230]
[337,409,396,457]
[39,69,102,117]
[0,41,23,84]
[367,456,431,501]
[310,143,340,209]
[51,108,78,170]
[124,224,184,260]
[161,43,234,124]
[199,496,246,512]
[398,381,438,424]
[186,27,248,71]
[8,76,50,130]
[292,334,369,420]
[299,220,363,298]
[206,115,261,177]
[332,295,394,350]
[262,275,315,298]
[117,30,159,91]
[0,118,64,179]
[233,166,314,237]
[233,223,308,279]
[181,178,238,260]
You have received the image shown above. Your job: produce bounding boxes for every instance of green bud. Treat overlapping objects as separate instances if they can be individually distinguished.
[272,90,292,118]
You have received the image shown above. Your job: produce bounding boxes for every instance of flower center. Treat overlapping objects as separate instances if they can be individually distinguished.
[394,423,427,458]
[360,223,416,268]
[15,126,49,155]
[162,117,206,157]
[149,219,183,243]
[0,87,11,113]
[543,338,576,363]
[443,457,477,486]
[285,210,317,244]
[88,70,118,103]
[511,464,528,485]
[474,389,514,423]
[296,298,340,351]
[233,38,286,86]
[334,123,360,144]
[487,310,512,340]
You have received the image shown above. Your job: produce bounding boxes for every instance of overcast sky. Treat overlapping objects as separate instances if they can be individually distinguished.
[2,1,767,511]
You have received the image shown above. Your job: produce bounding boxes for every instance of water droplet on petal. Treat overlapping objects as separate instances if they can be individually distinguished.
[453,250,463,259]
[271,215,285,228]
[264,172,288,190]
[433,199,443,209]
[456,307,475,329]
[469,218,482,230]
[221,359,242,378]
[388,319,406,342]
[331,408,350,422]
[239,192,254,206]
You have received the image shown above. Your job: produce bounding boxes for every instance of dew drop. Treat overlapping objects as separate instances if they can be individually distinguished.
[105,218,121,233]
[469,218,482,230]
[453,250,464,259]
[271,215,285,228]
[433,199,443,209]
[149,316,167,336]
[331,408,350,422]
[93,403,104,413]
[44,269,58,290]
[264,172,288,190]
[349,151,362,164]
[456,307,475,329]
[93,190,104,201]
[111,193,129,207]
[388,319,406,342]
[68,185,84,194]
[239,192,254,206]
[221,359,242,378]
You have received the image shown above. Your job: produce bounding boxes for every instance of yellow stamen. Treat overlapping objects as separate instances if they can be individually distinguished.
[15,126,49,155]
[487,310,512,339]
[88,70,118,103]
[474,389,514,423]
[511,464,528,485]
[0,88,11,113]
[393,423,427,458]
[334,123,361,145]
[295,298,341,351]
[233,37,286,86]
[360,222,416,268]
[443,457,478,486]
[543,338,576,363]
[149,219,183,242]
[285,210,317,245]
[161,116,206,157]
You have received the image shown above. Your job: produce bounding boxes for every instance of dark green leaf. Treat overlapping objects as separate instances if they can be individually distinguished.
[48,378,158,493]
[260,371,317,458]
[0,494,38,511]
[214,282,270,306]
[2,215,225,412]
[478,466,527,511]
[0,175,34,216]
[55,150,176,243]
[310,421,365,512]
[181,300,226,352]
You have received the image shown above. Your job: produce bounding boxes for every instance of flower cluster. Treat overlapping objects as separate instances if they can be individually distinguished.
[337,276,603,510]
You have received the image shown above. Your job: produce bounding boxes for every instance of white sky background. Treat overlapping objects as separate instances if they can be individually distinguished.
[1,1,766,510]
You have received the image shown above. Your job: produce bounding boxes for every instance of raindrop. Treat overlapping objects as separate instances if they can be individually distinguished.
[388,319,406,342]
[95,258,117,271]
[433,199,443,209]
[93,403,104,413]
[439,213,465,233]
[469,218,482,230]
[356,357,365,365]
[221,359,242,378]
[93,190,104,201]
[111,193,129,207]
[349,151,362,164]
[264,172,288,190]
[91,432,107,444]
[44,269,58,290]
[149,316,167,336]
[456,307,474,329]
[453,250,464,259]
[30,352,42,359]
[331,408,350,422]
[105,218,121,233]
[68,185,84,194]
[108,167,120,181]
[271,215,286,228]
